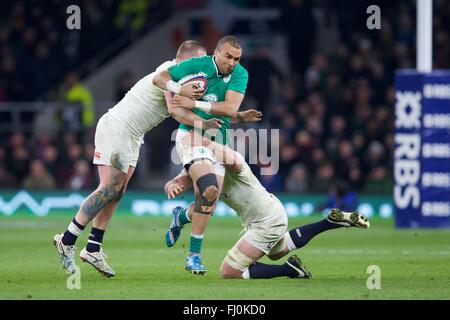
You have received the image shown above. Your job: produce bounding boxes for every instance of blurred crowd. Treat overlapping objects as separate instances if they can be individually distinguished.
[250,0,450,195]
[1,0,450,194]
[0,0,167,101]
[0,131,98,190]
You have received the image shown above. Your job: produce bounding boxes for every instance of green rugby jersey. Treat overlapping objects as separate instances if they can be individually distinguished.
[168,55,248,145]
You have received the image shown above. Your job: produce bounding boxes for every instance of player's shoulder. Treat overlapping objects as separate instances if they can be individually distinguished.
[182,55,212,65]
[155,60,176,72]
[233,63,248,78]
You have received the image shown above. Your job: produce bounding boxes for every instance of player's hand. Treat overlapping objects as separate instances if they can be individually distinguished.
[165,182,184,199]
[179,84,205,100]
[169,94,196,109]
[236,109,262,123]
[202,118,223,130]
[181,131,212,147]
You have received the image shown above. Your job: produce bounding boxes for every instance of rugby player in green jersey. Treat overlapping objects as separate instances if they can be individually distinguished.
[153,36,249,274]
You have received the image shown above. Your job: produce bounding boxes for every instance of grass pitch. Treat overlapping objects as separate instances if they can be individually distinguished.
[0,214,449,300]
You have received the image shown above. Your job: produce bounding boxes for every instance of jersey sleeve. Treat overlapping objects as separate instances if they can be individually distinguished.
[228,68,248,95]
[168,57,203,82]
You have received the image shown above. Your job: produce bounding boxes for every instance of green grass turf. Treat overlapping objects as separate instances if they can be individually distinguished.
[0,214,449,300]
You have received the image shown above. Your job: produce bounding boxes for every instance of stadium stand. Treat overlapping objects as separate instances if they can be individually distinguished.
[0,0,449,195]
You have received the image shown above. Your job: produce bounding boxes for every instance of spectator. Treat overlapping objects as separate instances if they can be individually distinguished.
[245,45,284,114]
[69,159,94,191]
[9,147,30,183]
[58,72,95,130]
[114,0,149,33]
[285,163,308,193]
[279,0,317,79]
[41,145,59,179]
[310,162,335,193]
[365,166,393,194]
[23,159,56,190]
[57,144,83,187]
[0,164,17,188]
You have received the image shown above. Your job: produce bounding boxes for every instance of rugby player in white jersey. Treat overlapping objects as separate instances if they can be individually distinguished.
[52,41,252,277]
[164,134,370,279]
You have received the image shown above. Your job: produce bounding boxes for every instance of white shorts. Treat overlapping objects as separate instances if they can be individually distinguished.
[241,195,288,256]
[175,129,225,176]
[93,113,142,173]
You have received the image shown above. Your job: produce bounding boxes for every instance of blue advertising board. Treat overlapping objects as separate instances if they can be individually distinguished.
[395,70,450,228]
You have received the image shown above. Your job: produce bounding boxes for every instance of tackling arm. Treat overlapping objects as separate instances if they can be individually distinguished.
[206,140,243,174]
[168,90,245,118]
[153,71,204,99]
[164,92,223,130]
[231,109,263,124]
[180,131,244,174]
[153,70,172,91]
[164,173,194,199]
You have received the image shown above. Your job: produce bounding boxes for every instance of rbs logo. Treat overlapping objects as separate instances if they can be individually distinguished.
[394,91,421,209]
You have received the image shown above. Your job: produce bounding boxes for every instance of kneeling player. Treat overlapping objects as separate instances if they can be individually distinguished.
[164,137,369,279]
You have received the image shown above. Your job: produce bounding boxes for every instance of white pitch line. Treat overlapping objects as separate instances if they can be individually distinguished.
[303,249,450,256]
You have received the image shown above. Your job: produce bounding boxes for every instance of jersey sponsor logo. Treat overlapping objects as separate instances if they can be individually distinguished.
[223,75,231,83]
[203,94,218,103]
[266,241,276,250]
[94,151,102,160]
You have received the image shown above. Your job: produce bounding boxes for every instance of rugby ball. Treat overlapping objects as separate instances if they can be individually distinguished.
[178,74,208,93]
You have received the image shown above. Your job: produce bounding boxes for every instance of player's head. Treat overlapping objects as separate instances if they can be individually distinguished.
[176,40,207,62]
[214,35,242,76]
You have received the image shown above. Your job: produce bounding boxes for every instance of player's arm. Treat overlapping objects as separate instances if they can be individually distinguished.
[231,109,262,124]
[164,92,223,130]
[153,58,205,99]
[169,68,249,117]
[168,90,245,117]
[153,70,204,99]
[180,131,243,174]
[164,173,193,199]
[207,140,243,174]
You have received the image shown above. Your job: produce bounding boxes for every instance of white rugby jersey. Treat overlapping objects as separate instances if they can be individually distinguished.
[221,154,280,227]
[108,60,176,137]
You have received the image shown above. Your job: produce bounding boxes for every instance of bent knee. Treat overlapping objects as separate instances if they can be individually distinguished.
[219,263,242,279]
[115,184,127,201]
[220,270,241,279]
[197,173,219,204]
[97,184,121,202]
[220,246,254,279]
[202,185,218,203]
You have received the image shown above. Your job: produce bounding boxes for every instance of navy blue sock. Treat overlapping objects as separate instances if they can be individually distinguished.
[288,218,342,249]
[86,227,105,252]
[248,262,297,279]
[62,218,85,245]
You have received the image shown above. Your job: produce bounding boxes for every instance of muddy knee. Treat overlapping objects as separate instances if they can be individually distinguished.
[195,173,218,214]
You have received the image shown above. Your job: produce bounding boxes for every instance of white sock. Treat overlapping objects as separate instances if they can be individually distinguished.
[284,232,297,251]
[241,268,250,279]
[67,221,83,237]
